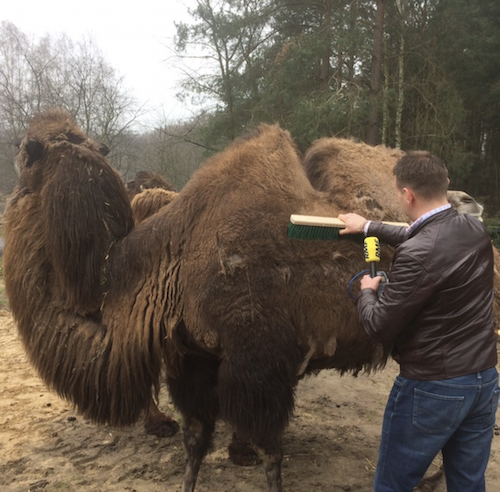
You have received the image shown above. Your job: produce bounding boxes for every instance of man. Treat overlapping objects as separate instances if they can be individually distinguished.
[338,151,499,491]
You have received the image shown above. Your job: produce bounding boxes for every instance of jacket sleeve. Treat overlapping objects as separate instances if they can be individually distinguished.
[355,250,437,344]
[367,222,407,246]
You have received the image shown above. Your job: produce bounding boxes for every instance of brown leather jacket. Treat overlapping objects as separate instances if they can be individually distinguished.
[356,207,498,380]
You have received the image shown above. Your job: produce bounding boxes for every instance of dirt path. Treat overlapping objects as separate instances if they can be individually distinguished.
[1,308,499,492]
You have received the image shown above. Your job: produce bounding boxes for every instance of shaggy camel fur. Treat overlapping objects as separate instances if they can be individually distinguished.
[131,187,180,437]
[131,188,179,226]
[5,109,495,492]
[303,136,484,222]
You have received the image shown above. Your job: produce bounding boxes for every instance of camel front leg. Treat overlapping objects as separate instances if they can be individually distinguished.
[253,443,283,492]
[181,416,215,492]
[166,347,220,492]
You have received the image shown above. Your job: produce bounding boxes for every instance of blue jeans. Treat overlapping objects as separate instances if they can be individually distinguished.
[374,367,500,492]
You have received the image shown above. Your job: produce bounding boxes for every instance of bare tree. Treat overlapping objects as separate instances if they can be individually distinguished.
[0,21,148,193]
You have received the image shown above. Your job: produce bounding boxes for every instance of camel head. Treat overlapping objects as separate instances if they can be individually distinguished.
[11,107,134,315]
[126,170,177,200]
[447,190,484,221]
[4,108,160,428]
[16,108,109,185]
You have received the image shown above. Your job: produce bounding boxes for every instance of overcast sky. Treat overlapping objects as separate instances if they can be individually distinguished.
[2,0,198,123]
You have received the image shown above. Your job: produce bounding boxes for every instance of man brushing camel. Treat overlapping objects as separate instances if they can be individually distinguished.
[339,151,499,492]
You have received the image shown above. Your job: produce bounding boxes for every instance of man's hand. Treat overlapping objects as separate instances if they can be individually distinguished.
[360,274,382,292]
[338,213,367,235]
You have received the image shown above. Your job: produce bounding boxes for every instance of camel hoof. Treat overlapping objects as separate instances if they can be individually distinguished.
[228,433,262,466]
[144,416,180,438]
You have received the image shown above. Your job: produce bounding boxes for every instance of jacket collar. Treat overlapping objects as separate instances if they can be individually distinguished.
[405,205,455,240]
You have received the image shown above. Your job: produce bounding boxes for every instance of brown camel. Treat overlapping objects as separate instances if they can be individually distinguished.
[131,188,179,226]
[4,109,495,492]
[126,170,176,200]
[303,136,484,222]
[303,135,500,323]
[4,109,391,491]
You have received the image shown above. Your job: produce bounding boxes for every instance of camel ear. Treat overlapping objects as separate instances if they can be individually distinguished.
[98,142,110,156]
[24,138,44,168]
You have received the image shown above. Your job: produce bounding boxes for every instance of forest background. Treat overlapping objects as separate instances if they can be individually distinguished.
[1,0,500,222]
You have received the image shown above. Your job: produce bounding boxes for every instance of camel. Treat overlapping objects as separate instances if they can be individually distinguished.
[303,135,500,323]
[131,188,179,226]
[126,170,176,200]
[303,136,484,222]
[4,109,393,492]
[3,109,495,491]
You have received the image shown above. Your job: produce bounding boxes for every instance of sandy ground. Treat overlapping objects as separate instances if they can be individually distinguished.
[1,306,499,492]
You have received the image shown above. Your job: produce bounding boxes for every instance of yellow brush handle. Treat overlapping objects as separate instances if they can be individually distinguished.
[364,237,380,263]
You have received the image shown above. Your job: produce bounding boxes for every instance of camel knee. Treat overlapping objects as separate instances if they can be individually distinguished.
[143,396,179,438]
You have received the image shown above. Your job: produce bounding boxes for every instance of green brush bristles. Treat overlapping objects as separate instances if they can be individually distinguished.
[287,222,362,241]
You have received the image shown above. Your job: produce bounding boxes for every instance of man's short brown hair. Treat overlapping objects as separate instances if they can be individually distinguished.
[393,151,448,200]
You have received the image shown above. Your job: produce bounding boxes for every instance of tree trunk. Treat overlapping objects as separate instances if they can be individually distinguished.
[382,34,389,145]
[395,31,405,149]
[347,0,359,84]
[320,0,332,91]
[395,0,406,149]
[367,0,386,146]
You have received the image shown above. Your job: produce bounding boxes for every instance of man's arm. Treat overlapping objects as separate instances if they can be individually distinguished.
[338,213,407,245]
[356,251,433,343]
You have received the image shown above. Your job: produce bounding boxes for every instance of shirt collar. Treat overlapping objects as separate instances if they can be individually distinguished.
[406,203,452,234]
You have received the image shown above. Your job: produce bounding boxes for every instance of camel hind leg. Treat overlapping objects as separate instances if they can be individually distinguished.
[167,352,220,492]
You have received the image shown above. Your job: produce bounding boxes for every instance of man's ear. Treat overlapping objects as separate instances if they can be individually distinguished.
[403,187,415,205]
